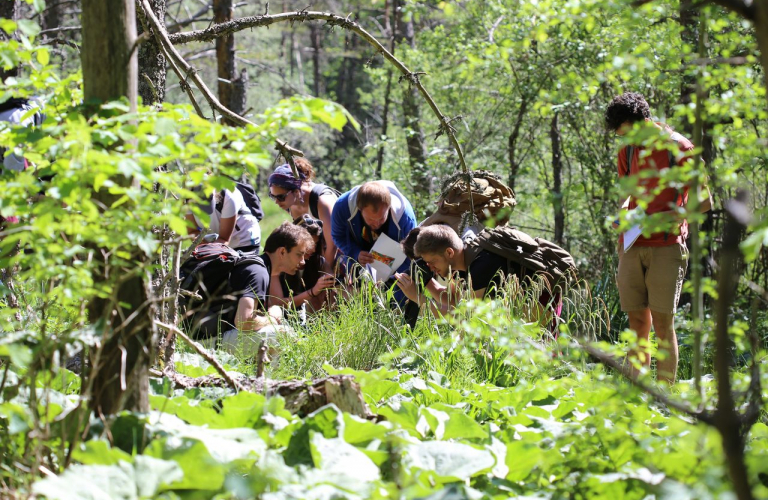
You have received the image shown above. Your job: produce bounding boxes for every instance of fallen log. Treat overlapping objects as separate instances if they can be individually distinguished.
[160,370,371,418]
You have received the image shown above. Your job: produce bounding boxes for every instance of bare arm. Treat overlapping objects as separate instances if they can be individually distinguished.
[318,198,338,268]
[185,213,200,236]
[216,215,235,245]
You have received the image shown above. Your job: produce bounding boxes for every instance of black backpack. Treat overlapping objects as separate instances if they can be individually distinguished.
[465,226,577,285]
[213,180,264,221]
[179,242,263,305]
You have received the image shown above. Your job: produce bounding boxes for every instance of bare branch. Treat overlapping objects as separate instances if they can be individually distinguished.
[579,342,715,424]
[138,0,253,126]
[155,321,246,392]
[167,10,471,174]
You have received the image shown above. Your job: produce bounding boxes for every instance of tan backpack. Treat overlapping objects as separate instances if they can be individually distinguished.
[422,170,517,232]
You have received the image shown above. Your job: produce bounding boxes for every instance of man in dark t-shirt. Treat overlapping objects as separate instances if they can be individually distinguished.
[395,225,554,322]
[186,255,269,340]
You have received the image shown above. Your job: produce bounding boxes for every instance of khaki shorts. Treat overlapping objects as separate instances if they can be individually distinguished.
[617,243,689,314]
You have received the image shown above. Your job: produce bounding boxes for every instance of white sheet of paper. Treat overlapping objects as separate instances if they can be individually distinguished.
[365,233,407,282]
[623,225,642,252]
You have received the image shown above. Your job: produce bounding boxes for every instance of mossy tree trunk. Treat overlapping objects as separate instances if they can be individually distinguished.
[82,0,155,415]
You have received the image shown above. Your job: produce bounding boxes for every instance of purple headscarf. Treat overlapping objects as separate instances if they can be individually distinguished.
[268,164,304,191]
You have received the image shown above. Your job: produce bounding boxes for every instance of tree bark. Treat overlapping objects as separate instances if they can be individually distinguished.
[41,0,61,38]
[395,0,428,194]
[713,192,753,500]
[310,23,323,96]
[82,0,154,415]
[507,97,529,191]
[214,0,238,122]
[0,0,19,81]
[138,0,167,105]
[376,0,395,178]
[550,113,565,245]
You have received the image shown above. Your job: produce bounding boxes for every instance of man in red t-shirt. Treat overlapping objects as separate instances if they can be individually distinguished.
[605,92,712,383]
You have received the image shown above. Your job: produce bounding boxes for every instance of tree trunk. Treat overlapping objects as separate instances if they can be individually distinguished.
[713,192,753,500]
[137,0,167,105]
[310,24,323,96]
[755,2,768,113]
[214,0,237,122]
[41,0,61,38]
[508,97,529,191]
[395,0,428,194]
[376,0,395,178]
[0,0,19,81]
[82,0,154,415]
[550,113,565,245]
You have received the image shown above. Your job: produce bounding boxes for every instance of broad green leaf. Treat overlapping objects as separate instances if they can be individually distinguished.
[309,432,381,482]
[401,441,495,481]
[72,440,134,466]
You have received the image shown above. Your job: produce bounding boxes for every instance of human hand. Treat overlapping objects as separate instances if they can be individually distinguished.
[312,274,337,295]
[394,273,418,302]
[358,251,375,265]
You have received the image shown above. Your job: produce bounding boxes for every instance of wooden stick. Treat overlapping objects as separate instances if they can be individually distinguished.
[155,321,245,392]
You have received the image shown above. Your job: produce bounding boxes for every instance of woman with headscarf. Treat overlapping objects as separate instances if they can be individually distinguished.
[267,158,339,268]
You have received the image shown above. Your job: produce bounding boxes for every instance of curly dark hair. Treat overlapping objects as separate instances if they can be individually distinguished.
[605,92,651,132]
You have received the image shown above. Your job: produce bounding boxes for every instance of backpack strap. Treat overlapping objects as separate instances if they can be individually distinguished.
[309,184,339,218]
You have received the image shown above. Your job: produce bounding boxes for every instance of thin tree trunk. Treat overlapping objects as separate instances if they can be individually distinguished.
[214,0,237,121]
[82,0,154,415]
[713,192,753,500]
[395,0,428,194]
[0,0,19,81]
[41,0,61,38]
[550,113,564,245]
[138,0,167,105]
[507,97,529,191]
[310,24,322,96]
[376,0,395,178]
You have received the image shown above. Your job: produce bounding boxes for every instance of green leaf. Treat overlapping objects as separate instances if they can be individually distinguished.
[16,19,40,38]
[31,457,183,500]
[310,432,381,482]
[0,343,32,368]
[72,440,134,466]
[401,441,496,481]
[36,47,49,66]
[0,20,17,36]
[505,439,542,482]
[144,437,226,491]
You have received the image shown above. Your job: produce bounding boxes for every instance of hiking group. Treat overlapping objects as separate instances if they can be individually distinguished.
[1,91,712,383]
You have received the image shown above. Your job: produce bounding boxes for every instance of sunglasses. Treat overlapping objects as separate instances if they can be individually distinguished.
[268,190,293,202]
[295,214,323,228]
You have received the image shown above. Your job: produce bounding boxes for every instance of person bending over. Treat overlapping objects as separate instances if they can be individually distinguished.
[395,225,559,322]
[281,214,334,311]
[186,187,261,253]
[261,221,335,310]
[267,158,339,266]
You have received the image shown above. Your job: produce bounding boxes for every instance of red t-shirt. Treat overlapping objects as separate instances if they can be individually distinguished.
[617,124,694,247]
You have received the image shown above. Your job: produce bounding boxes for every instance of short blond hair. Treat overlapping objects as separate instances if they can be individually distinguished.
[356,182,391,211]
[414,225,462,256]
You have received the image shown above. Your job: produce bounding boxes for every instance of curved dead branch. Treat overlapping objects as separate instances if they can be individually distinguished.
[166,10,470,175]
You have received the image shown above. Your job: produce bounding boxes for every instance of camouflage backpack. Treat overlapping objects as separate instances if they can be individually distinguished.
[422,170,517,232]
[465,226,577,286]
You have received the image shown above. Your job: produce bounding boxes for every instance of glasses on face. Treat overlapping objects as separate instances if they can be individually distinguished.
[269,190,293,203]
